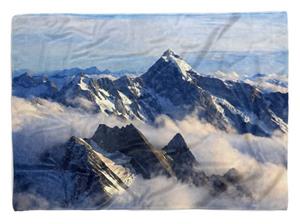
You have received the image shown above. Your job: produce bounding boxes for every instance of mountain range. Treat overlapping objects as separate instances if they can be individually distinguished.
[14,123,251,209]
[13,49,288,137]
[12,49,287,209]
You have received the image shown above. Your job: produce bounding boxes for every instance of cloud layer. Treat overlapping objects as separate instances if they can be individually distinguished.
[12,97,287,209]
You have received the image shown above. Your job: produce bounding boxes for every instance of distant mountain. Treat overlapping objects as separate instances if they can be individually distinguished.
[244,73,288,93]
[14,123,251,209]
[210,71,288,93]
[13,67,111,77]
[12,72,58,98]
[13,66,139,79]
[12,49,288,136]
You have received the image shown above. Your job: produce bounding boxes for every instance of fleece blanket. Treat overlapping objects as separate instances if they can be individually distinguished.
[12,13,288,210]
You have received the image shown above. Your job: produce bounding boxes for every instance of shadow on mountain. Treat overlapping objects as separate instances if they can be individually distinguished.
[13,123,252,210]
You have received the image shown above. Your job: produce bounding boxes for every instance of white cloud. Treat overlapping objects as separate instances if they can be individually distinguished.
[12,96,126,163]
[109,176,211,209]
[130,114,287,209]
[12,97,287,209]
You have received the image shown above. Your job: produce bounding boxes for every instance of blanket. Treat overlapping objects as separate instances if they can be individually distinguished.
[11,12,288,210]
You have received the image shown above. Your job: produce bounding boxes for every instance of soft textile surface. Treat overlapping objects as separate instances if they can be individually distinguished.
[11,13,288,210]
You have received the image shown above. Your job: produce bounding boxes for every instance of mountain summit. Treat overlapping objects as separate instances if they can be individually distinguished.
[142,49,193,83]
[165,133,189,151]
[162,49,180,58]
[12,50,288,136]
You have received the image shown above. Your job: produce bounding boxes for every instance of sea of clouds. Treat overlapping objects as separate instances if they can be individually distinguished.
[12,96,288,210]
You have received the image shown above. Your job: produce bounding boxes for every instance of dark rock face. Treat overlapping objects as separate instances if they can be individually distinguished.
[13,123,253,210]
[162,133,198,175]
[92,124,171,178]
[90,124,251,199]
[161,133,208,186]
[264,91,288,123]
[142,51,197,106]
[160,133,250,197]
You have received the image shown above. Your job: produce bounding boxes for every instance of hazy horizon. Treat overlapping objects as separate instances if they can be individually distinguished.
[12,13,288,75]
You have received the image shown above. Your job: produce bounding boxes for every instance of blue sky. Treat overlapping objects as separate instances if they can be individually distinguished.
[12,12,288,75]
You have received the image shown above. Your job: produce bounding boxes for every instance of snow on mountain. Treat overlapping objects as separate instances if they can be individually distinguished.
[192,74,288,135]
[209,71,288,93]
[244,73,288,93]
[213,70,240,80]
[91,123,174,178]
[161,49,193,81]
[14,133,137,210]
[14,137,127,209]
[14,123,253,209]
[12,49,288,210]
[12,49,288,136]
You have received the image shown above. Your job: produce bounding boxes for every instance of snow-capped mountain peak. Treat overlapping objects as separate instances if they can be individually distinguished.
[12,49,288,137]
[162,49,177,58]
[160,49,192,81]
[142,49,195,89]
